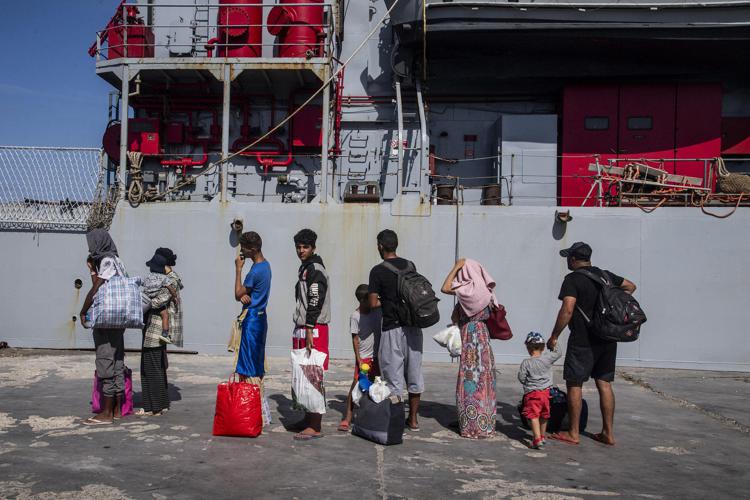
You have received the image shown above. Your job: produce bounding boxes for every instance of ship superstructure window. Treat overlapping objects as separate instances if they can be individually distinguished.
[584,117,609,130]
[627,116,653,130]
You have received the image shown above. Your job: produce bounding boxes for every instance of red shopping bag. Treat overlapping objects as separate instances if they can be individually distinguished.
[212,376,263,437]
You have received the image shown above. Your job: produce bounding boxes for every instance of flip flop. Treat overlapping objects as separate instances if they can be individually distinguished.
[591,433,615,446]
[81,417,113,426]
[293,432,324,441]
[337,421,350,432]
[547,433,579,445]
[406,423,421,432]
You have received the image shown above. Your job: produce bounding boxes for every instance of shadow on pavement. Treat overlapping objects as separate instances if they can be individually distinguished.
[270,394,305,430]
[496,400,530,442]
[132,383,182,407]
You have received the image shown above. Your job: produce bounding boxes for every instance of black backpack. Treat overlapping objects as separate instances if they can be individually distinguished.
[381,260,440,329]
[575,268,646,342]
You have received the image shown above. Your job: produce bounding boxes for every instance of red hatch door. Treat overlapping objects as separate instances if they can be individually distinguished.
[561,84,619,206]
[618,84,676,171]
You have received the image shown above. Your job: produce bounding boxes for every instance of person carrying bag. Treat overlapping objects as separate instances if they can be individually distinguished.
[441,258,502,439]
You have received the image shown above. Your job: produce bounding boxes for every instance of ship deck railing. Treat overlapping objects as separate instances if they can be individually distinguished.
[92,2,336,84]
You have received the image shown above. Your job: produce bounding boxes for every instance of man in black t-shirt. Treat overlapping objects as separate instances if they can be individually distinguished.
[547,242,636,446]
[368,229,424,431]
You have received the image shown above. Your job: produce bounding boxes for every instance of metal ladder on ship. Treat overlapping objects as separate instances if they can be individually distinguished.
[192,2,211,57]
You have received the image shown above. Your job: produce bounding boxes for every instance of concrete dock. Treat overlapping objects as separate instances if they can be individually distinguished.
[0,349,748,499]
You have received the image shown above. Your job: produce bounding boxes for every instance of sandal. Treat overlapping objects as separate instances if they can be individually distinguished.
[530,437,545,449]
[337,421,350,432]
[81,417,113,426]
[293,432,324,441]
[547,432,579,445]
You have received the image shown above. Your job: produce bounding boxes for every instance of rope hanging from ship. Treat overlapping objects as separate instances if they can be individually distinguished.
[122,0,403,205]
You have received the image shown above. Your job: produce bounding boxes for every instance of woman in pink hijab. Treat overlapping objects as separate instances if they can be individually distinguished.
[441,258,497,439]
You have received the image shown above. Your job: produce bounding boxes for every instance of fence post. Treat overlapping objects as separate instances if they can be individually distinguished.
[221,63,231,203]
[119,66,130,200]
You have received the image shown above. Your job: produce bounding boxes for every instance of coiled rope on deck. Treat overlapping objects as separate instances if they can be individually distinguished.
[123,0,403,203]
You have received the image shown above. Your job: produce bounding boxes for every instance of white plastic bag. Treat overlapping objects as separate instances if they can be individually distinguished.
[290,348,327,414]
[261,393,273,426]
[352,383,363,406]
[369,376,392,404]
[433,325,462,358]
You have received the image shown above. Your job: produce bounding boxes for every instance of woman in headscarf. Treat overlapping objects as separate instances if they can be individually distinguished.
[441,258,497,439]
[138,247,183,416]
[80,228,128,425]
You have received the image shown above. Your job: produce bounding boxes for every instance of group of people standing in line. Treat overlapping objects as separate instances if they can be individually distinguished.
[232,228,637,446]
[80,225,637,449]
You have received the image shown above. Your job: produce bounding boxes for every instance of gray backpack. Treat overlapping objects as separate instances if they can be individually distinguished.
[381,260,440,329]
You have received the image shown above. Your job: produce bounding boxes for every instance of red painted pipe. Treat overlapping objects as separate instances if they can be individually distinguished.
[205,37,220,57]
[160,152,208,167]
[232,136,292,167]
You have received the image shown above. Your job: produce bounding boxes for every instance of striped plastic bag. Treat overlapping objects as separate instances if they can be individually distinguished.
[90,276,145,329]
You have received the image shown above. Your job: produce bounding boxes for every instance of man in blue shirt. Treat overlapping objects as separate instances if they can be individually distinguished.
[234,231,272,380]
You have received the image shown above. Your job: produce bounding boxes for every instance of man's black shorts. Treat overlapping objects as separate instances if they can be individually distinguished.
[563,342,617,385]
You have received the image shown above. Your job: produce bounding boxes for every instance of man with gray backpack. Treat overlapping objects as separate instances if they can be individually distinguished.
[547,242,642,447]
[368,229,440,432]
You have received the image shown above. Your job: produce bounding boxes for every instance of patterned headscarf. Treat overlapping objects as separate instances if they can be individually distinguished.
[86,228,118,261]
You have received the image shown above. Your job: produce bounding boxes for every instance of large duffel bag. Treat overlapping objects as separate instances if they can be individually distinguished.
[351,394,405,445]
[517,387,588,434]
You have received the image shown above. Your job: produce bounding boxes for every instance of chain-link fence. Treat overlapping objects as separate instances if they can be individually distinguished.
[0,146,118,232]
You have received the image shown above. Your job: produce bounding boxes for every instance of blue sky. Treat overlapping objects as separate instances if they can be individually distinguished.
[0,1,117,147]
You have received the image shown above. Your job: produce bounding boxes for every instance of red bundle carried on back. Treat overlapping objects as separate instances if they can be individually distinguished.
[212,376,263,438]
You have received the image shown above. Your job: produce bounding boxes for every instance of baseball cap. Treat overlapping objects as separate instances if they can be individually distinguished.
[525,332,545,345]
[559,241,592,260]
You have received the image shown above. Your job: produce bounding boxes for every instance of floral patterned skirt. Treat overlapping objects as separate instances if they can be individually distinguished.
[456,306,496,438]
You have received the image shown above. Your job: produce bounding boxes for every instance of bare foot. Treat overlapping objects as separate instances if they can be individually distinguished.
[591,432,616,446]
[406,417,420,431]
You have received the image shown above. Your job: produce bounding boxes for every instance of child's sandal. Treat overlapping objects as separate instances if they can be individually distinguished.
[530,437,544,449]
